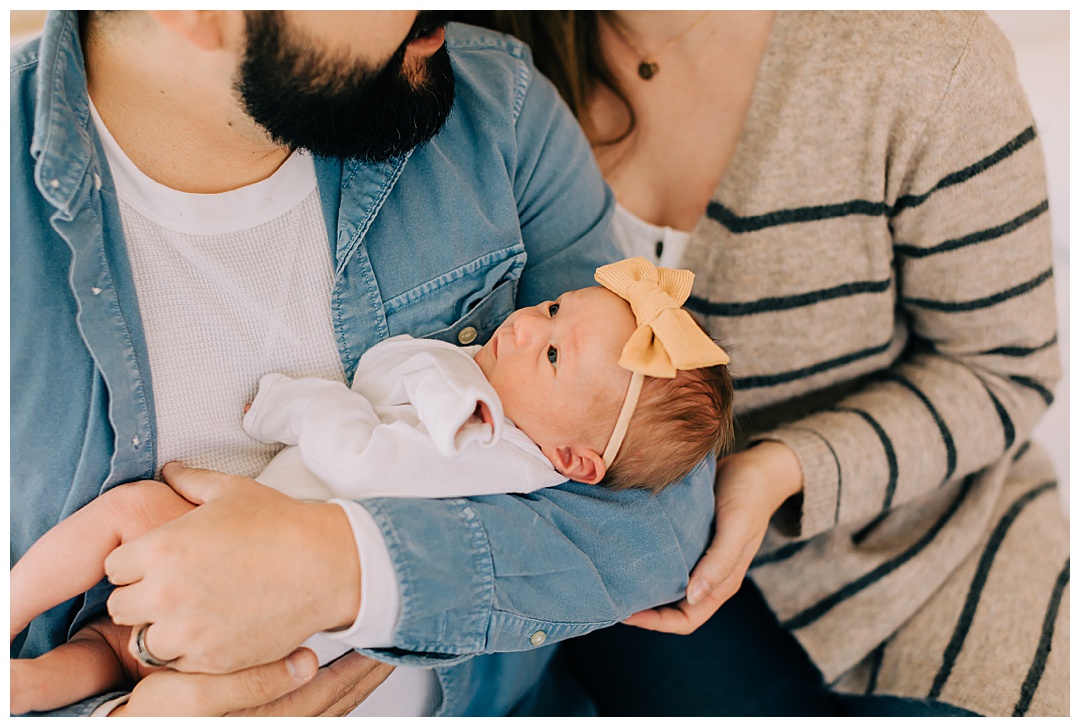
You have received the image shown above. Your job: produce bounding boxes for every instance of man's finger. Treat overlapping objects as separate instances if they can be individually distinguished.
[102,539,145,588]
[104,579,151,626]
[159,461,227,505]
[126,622,184,668]
[115,648,319,716]
[233,651,394,717]
[210,649,319,713]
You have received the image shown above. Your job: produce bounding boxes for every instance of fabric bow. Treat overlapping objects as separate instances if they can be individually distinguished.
[595,257,730,378]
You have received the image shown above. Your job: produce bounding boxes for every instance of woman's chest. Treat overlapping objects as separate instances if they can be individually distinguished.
[683,209,903,412]
[601,110,742,232]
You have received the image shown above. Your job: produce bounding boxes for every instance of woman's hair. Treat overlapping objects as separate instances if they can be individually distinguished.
[457,11,635,146]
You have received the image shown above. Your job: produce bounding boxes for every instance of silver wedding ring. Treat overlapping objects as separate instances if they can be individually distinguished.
[134,623,175,667]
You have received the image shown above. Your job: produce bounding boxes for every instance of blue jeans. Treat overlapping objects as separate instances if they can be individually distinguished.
[557,580,979,717]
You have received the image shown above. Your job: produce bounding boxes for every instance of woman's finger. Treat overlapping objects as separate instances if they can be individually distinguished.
[623,594,722,635]
[685,514,755,605]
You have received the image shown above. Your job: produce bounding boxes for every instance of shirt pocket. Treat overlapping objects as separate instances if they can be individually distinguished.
[383,244,525,347]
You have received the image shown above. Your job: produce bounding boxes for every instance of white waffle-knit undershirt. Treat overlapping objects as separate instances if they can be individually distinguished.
[89,105,438,716]
[90,106,344,477]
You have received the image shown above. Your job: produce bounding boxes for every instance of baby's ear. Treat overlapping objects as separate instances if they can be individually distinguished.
[551,445,606,485]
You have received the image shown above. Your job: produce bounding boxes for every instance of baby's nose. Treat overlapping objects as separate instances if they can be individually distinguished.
[513,311,542,345]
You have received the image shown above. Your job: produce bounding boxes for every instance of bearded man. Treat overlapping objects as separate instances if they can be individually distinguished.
[10,10,714,716]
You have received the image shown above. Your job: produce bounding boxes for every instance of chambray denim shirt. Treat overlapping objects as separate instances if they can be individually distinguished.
[11,12,715,717]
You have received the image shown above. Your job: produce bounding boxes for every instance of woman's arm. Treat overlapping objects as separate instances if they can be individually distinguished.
[630,13,1060,633]
[752,14,1057,540]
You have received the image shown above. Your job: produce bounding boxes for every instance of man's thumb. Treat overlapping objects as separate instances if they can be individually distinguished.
[160,461,222,505]
[202,649,318,715]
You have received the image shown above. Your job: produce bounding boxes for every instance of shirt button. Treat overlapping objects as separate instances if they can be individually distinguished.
[49,179,60,189]
[457,326,478,345]
[529,631,546,647]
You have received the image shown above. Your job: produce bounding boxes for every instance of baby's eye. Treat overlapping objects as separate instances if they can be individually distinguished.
[547,345,558,367]
[548,302,560,317]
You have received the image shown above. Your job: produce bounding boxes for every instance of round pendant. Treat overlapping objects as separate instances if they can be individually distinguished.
[638,60,659,80]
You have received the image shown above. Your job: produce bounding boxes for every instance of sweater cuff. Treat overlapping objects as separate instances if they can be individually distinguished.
[749,427,840,538]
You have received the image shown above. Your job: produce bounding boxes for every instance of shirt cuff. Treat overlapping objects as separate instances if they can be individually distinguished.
[322,499,401,649]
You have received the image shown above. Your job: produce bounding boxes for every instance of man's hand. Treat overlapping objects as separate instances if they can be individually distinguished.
[623,441,803,634]
[111,649,393,716]
[103,463,362,674]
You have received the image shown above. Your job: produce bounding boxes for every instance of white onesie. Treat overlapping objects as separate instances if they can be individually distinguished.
[244,334,567,501]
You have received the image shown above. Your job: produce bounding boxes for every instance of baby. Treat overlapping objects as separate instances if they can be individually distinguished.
[10,257,734,714]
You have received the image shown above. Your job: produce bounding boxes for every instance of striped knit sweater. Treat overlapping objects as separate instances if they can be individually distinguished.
[680,11,1067,714]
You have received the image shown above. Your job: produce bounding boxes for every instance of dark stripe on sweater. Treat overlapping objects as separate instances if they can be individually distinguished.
[904,268,1052,313]
[837,407,898,510]
[1010,375,1055,406]
[751,539,810,568]
[707,127,1037,232]
[981,382,1016,451]
[929,481,1055,700]
[981,333,1057,357]
[894,200,1048,259]
[1012,440,1031,463]
[686,279,892,317]
[736,339,893,390]
[891,127,1037,214]
[707,199,887,233]
[1014,558,1070,716]
[879,370,957,481]
[865,642,886,695]
[851,512,891,547]
[782,475,976,631]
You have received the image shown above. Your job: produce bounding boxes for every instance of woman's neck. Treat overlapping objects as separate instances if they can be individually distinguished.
[590,11,776,231]
[608,10,773,57]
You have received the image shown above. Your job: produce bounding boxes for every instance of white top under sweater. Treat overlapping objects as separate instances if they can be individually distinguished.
[90,104,436,717]
[611,203,692,269]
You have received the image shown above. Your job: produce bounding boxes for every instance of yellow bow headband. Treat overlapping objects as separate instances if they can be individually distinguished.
[594,257,730,467]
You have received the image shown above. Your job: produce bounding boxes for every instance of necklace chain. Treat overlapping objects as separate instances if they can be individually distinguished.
[607,12,711,80]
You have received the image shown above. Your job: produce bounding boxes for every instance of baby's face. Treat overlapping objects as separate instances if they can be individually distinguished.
[474,286,636,456]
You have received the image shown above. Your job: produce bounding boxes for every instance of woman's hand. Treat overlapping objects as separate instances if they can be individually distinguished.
[623,441,803,634]
[103,462,362,674]
[111,649,393,716]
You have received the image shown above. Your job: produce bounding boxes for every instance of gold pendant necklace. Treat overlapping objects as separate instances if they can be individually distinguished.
[607,12,711,81]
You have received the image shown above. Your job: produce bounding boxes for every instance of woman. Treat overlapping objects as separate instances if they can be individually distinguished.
[461,10,1068,716]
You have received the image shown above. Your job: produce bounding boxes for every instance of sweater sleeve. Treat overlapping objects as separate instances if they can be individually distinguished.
[754,14,1060,538]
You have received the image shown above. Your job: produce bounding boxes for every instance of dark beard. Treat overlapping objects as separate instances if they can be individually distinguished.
[236,11,456,162]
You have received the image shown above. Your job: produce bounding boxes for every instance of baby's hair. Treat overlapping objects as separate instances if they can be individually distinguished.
[602,334,734,494]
